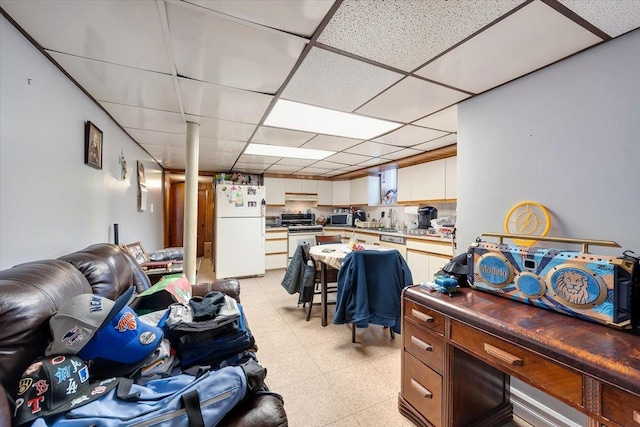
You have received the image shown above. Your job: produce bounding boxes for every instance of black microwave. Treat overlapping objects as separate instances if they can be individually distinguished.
[328,213,352,225]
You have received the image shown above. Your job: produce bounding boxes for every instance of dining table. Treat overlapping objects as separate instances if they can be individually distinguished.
[309,243,395,326]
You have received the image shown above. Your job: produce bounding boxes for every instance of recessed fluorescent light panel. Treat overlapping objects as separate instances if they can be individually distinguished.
[244,143,335,160]
[264,99,402,140]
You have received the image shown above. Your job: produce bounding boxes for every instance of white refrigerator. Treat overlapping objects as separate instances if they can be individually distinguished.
[215,184,266,279]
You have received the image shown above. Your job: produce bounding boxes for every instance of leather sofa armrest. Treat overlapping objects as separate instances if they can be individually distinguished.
[192,278,241,303]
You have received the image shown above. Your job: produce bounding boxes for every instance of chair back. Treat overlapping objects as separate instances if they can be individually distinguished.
[316,235,342,245]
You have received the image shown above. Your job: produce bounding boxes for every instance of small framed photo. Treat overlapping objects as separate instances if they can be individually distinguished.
[123,242,149,265]
[84,121,103,170]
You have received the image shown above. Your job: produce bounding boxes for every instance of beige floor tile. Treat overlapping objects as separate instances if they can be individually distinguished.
[324,415,361,427]
[277,375,351,427]
[325,362,399,413]
[352,396,415,427]
[367,350,403,391]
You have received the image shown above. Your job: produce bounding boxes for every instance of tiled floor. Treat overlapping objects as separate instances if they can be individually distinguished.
[197,260,531,427]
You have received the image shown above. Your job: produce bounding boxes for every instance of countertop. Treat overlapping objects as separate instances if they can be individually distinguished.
[323,226,454,243]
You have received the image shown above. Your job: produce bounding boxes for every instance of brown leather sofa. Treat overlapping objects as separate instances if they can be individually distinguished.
[0,243,287,427]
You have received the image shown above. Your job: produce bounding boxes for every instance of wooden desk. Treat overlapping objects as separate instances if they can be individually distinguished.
[399,286,640,427]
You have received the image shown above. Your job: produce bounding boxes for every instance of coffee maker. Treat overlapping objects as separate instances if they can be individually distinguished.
[418,206,438,229]
[352,209,367,226]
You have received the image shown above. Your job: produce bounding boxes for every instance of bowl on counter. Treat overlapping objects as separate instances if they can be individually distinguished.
[316,216,327,226]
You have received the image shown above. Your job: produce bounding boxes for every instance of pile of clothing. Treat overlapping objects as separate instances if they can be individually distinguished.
[13,285,271,426]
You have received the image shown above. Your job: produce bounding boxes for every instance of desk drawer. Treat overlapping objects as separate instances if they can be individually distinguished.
[602,384,640,427]
[404,300,445,335]
[450,320,583,406]
[403,352,442,427]
[404,320,443,373]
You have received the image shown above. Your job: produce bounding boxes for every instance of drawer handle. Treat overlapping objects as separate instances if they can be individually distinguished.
[411,335,433,352]
[483,343,523,366]
[634,410,640,424]
[410,379,433,399]
[412,309,434,323]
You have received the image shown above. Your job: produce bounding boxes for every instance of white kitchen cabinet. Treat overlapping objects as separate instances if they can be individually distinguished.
[332,180,350,206]
[317,180,333,206]
[411,163,428,201]
[425,159,446,200]
[397,166,412,203]
[265,229,288,270]
[406,249,430,284]
[406,237,453,283]
[285,178,302,193]
[349,175,381,206]
[445,156,457,200]
[300,179,317,194]
[264,177,285,206]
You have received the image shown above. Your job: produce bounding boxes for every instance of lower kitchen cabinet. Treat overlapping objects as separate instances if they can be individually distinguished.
[406,238,453,284]
[265,229,287,270]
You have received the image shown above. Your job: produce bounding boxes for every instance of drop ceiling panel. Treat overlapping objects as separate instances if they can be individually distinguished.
[317,0,525,71]
[381,148,423,160]
[184,115,256,141]
[312,160,355,170]
[275,158,317,167]
[357,158,388,168]
[345,141,401,157]
[126,128,186,147]
[412,133,458,151]
[0,0,171,72]
[301,135,363,151]
[200,159,237,172]
[141,144,187,169]
[179,78,273,123]
[198,138,246,158]
[324,152,372,165]
[559,0,640,37]
[251,126,316,147]
[101,102,186,134]
[297,167,333,175]
[167,1,308,92]
[373,125,448,147]
[415,0,603,94]
[281,47,403,112]
[413,105,458,132]
[234,162,271,172]
[185,0,334,37]
[356,77,470,123]
[237,154,281,165]
[48,52,180,112]
[265,164,303,173]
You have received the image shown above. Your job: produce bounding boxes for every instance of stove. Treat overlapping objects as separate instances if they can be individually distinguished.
[281,213,317,230]
[287,225,324,234]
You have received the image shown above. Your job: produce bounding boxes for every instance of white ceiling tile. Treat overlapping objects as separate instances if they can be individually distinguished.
[356,77,470,123]
[275,158,317,167]
[324,152,372,165]
[179,78,273,124]
[185,0,334,37]
[102,102,186,134]
[357,158,389,168]
[301,135,363,151]
[237,154,281,165]
[0,0,171,73]
[167,1,307,93]
[49,52,180,111]
[412,133,458,151]
[559,0,640,37]
[185,115,256,141]
[229,163,269,174]
[251,126,316,147]
[345,141,401,157]
[312,160,355,169]
[198,138,246,158]
[373,125,448,147]
[318,0,525,71]
[381,148,423,160]
[281,47,403,112]
[322,170,345,177]
[413,105,458,132]
[141,144,186,169]
[297,167,333,175]
[126,129,186,147]
[415,1,603,94]
[338,165,363,172]
[265,164,303,173]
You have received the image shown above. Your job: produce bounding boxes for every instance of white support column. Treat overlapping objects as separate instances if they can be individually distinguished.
[184,122,199,285]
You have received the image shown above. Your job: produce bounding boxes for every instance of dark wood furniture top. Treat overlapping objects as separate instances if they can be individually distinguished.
[399,285,640,427]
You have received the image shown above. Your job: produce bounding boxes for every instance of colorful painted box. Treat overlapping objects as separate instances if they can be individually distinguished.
[467,240,638,330]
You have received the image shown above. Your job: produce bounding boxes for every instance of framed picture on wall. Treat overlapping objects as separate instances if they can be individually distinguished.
[84,121,103,170]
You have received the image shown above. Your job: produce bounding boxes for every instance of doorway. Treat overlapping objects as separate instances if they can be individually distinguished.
[168,181,213,258]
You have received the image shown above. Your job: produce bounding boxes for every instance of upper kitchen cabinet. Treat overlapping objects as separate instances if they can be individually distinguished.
[350,175,380,206]
[445,156,457,200]
[284,178,302,193]
[332,180,350,206]
[397,156,456,203]
[301,179,318,194]
[264,177,285,206]
[317,180,333,206]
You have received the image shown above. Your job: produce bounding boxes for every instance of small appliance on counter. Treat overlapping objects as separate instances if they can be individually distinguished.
[352,209,366,226]
[418,206,438,229]
[328,213,352,226]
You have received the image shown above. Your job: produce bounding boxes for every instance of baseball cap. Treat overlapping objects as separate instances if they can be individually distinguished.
[14,356,118,426]
[45,287,135,356]
[77,305,163,377]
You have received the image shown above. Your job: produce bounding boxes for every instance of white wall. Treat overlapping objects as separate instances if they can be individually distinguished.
[457,29,640,426]
[0,16,164,270]
[457,29,640,255]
